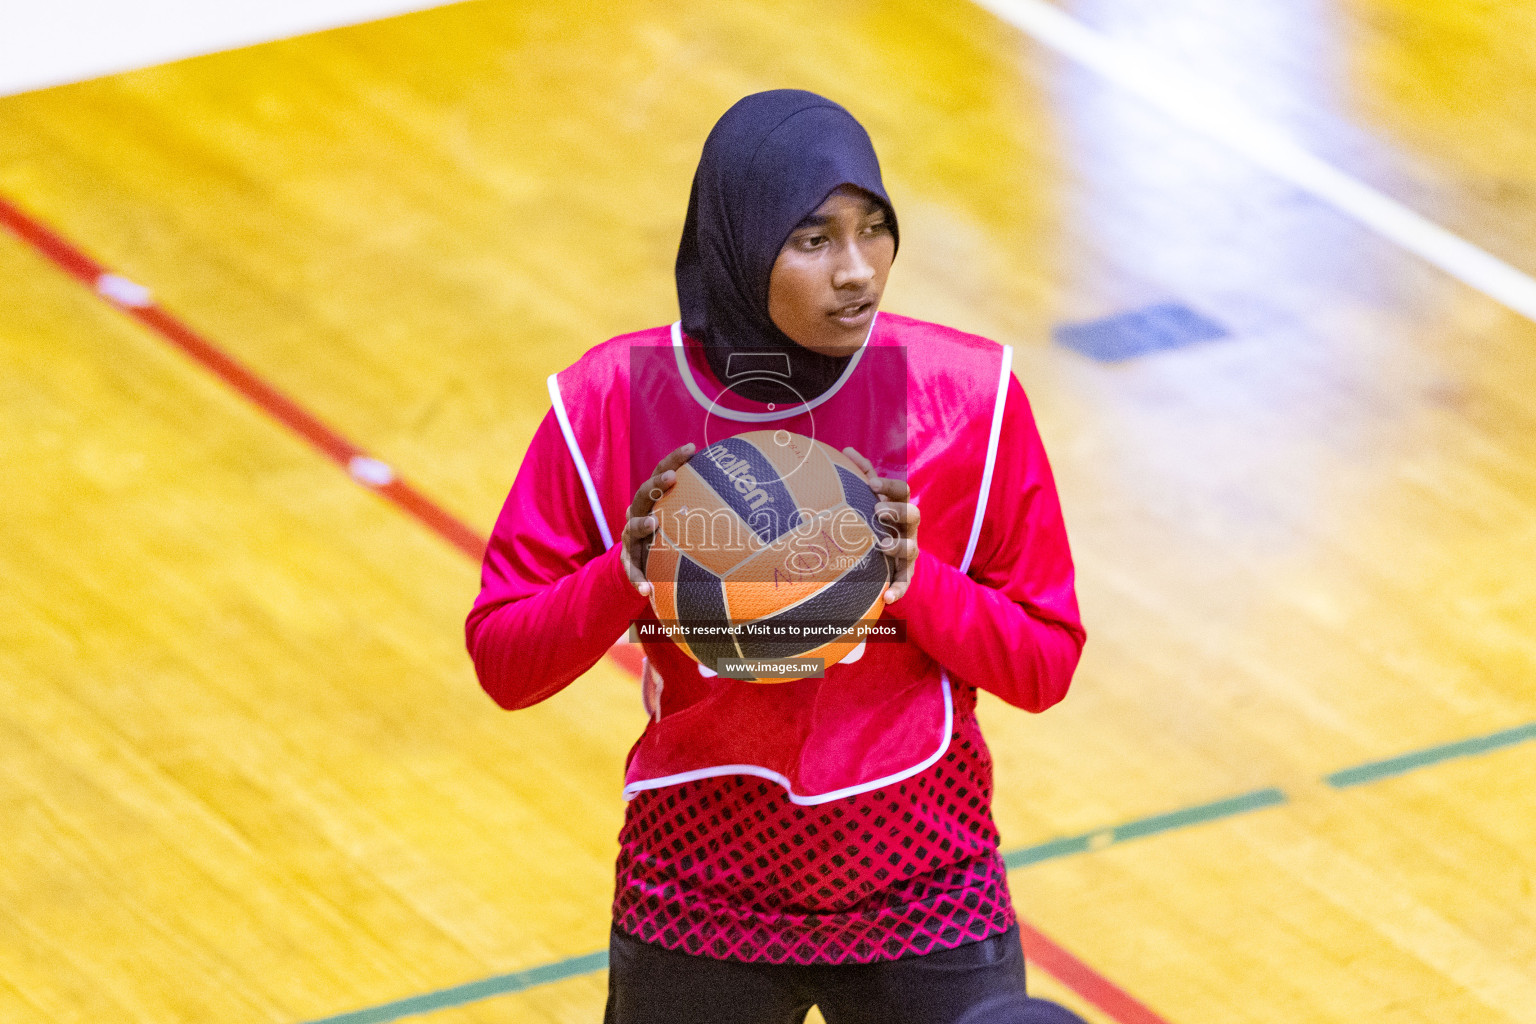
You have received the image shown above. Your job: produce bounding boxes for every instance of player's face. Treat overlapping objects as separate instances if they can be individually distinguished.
[768,185,895,357]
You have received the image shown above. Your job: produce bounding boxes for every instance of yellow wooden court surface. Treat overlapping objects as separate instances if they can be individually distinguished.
[2,1,1534,1022]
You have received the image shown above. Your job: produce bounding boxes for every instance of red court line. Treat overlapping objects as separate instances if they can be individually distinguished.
[1019,920,1175,1024]
[2,191,1173,1024]
[1,194,484,560]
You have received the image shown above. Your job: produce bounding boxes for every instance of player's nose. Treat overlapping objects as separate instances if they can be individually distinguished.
[833,239,876,288]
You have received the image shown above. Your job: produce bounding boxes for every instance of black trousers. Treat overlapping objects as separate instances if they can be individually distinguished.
[604,925,1077,1024]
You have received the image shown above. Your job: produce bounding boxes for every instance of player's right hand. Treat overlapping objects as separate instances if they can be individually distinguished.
[621,443,696,597]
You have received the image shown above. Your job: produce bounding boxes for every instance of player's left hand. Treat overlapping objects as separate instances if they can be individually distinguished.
[843,447,919,603]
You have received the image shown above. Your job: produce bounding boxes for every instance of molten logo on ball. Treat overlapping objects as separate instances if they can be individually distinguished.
[699,442,774,511]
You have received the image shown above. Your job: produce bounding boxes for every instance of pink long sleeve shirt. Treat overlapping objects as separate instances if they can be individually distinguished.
[467,314,1084,963]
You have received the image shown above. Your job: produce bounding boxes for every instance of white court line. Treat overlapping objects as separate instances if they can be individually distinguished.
[0,0,459,97]
[973,0,1536,324]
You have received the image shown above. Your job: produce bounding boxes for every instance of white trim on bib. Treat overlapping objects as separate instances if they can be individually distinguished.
[622,673,954,806]
[547,373,615,550]
[669,319,874,422]
[958,345,1013,575]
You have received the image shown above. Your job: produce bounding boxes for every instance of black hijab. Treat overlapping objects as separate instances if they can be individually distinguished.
[676,90,898,403]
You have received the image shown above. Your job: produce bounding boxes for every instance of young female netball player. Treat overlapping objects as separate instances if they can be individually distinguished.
[466,90,1086,1024]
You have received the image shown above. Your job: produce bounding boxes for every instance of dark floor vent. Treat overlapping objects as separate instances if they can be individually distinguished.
[1054,302,1229,362]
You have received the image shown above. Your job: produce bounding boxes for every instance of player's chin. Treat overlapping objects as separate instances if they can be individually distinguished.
[798,319,874,357]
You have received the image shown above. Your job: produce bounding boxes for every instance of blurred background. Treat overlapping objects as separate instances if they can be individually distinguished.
[2,1,1533,1022]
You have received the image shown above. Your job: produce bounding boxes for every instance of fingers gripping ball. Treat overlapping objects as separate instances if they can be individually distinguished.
[645,431,893,681]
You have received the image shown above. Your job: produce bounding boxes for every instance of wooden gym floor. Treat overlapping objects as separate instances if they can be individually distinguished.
[1,1,1533,1022]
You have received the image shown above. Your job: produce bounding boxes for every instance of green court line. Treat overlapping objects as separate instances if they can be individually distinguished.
[1325,721,1536,788]
[298,720,1535,1024]
[305,951,608,1024]
[1002,788,1286,870]
[1003,833,1094,868]
[1110,787,1287,841]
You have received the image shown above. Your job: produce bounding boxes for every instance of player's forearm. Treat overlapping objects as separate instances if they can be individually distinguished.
[467,545,647,709]
[888,551,1083,712]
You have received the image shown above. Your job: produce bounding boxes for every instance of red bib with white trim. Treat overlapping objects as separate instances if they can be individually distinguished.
[547,313,1012,804]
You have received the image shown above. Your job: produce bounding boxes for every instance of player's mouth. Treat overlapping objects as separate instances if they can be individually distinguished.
[828,298,876,328]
